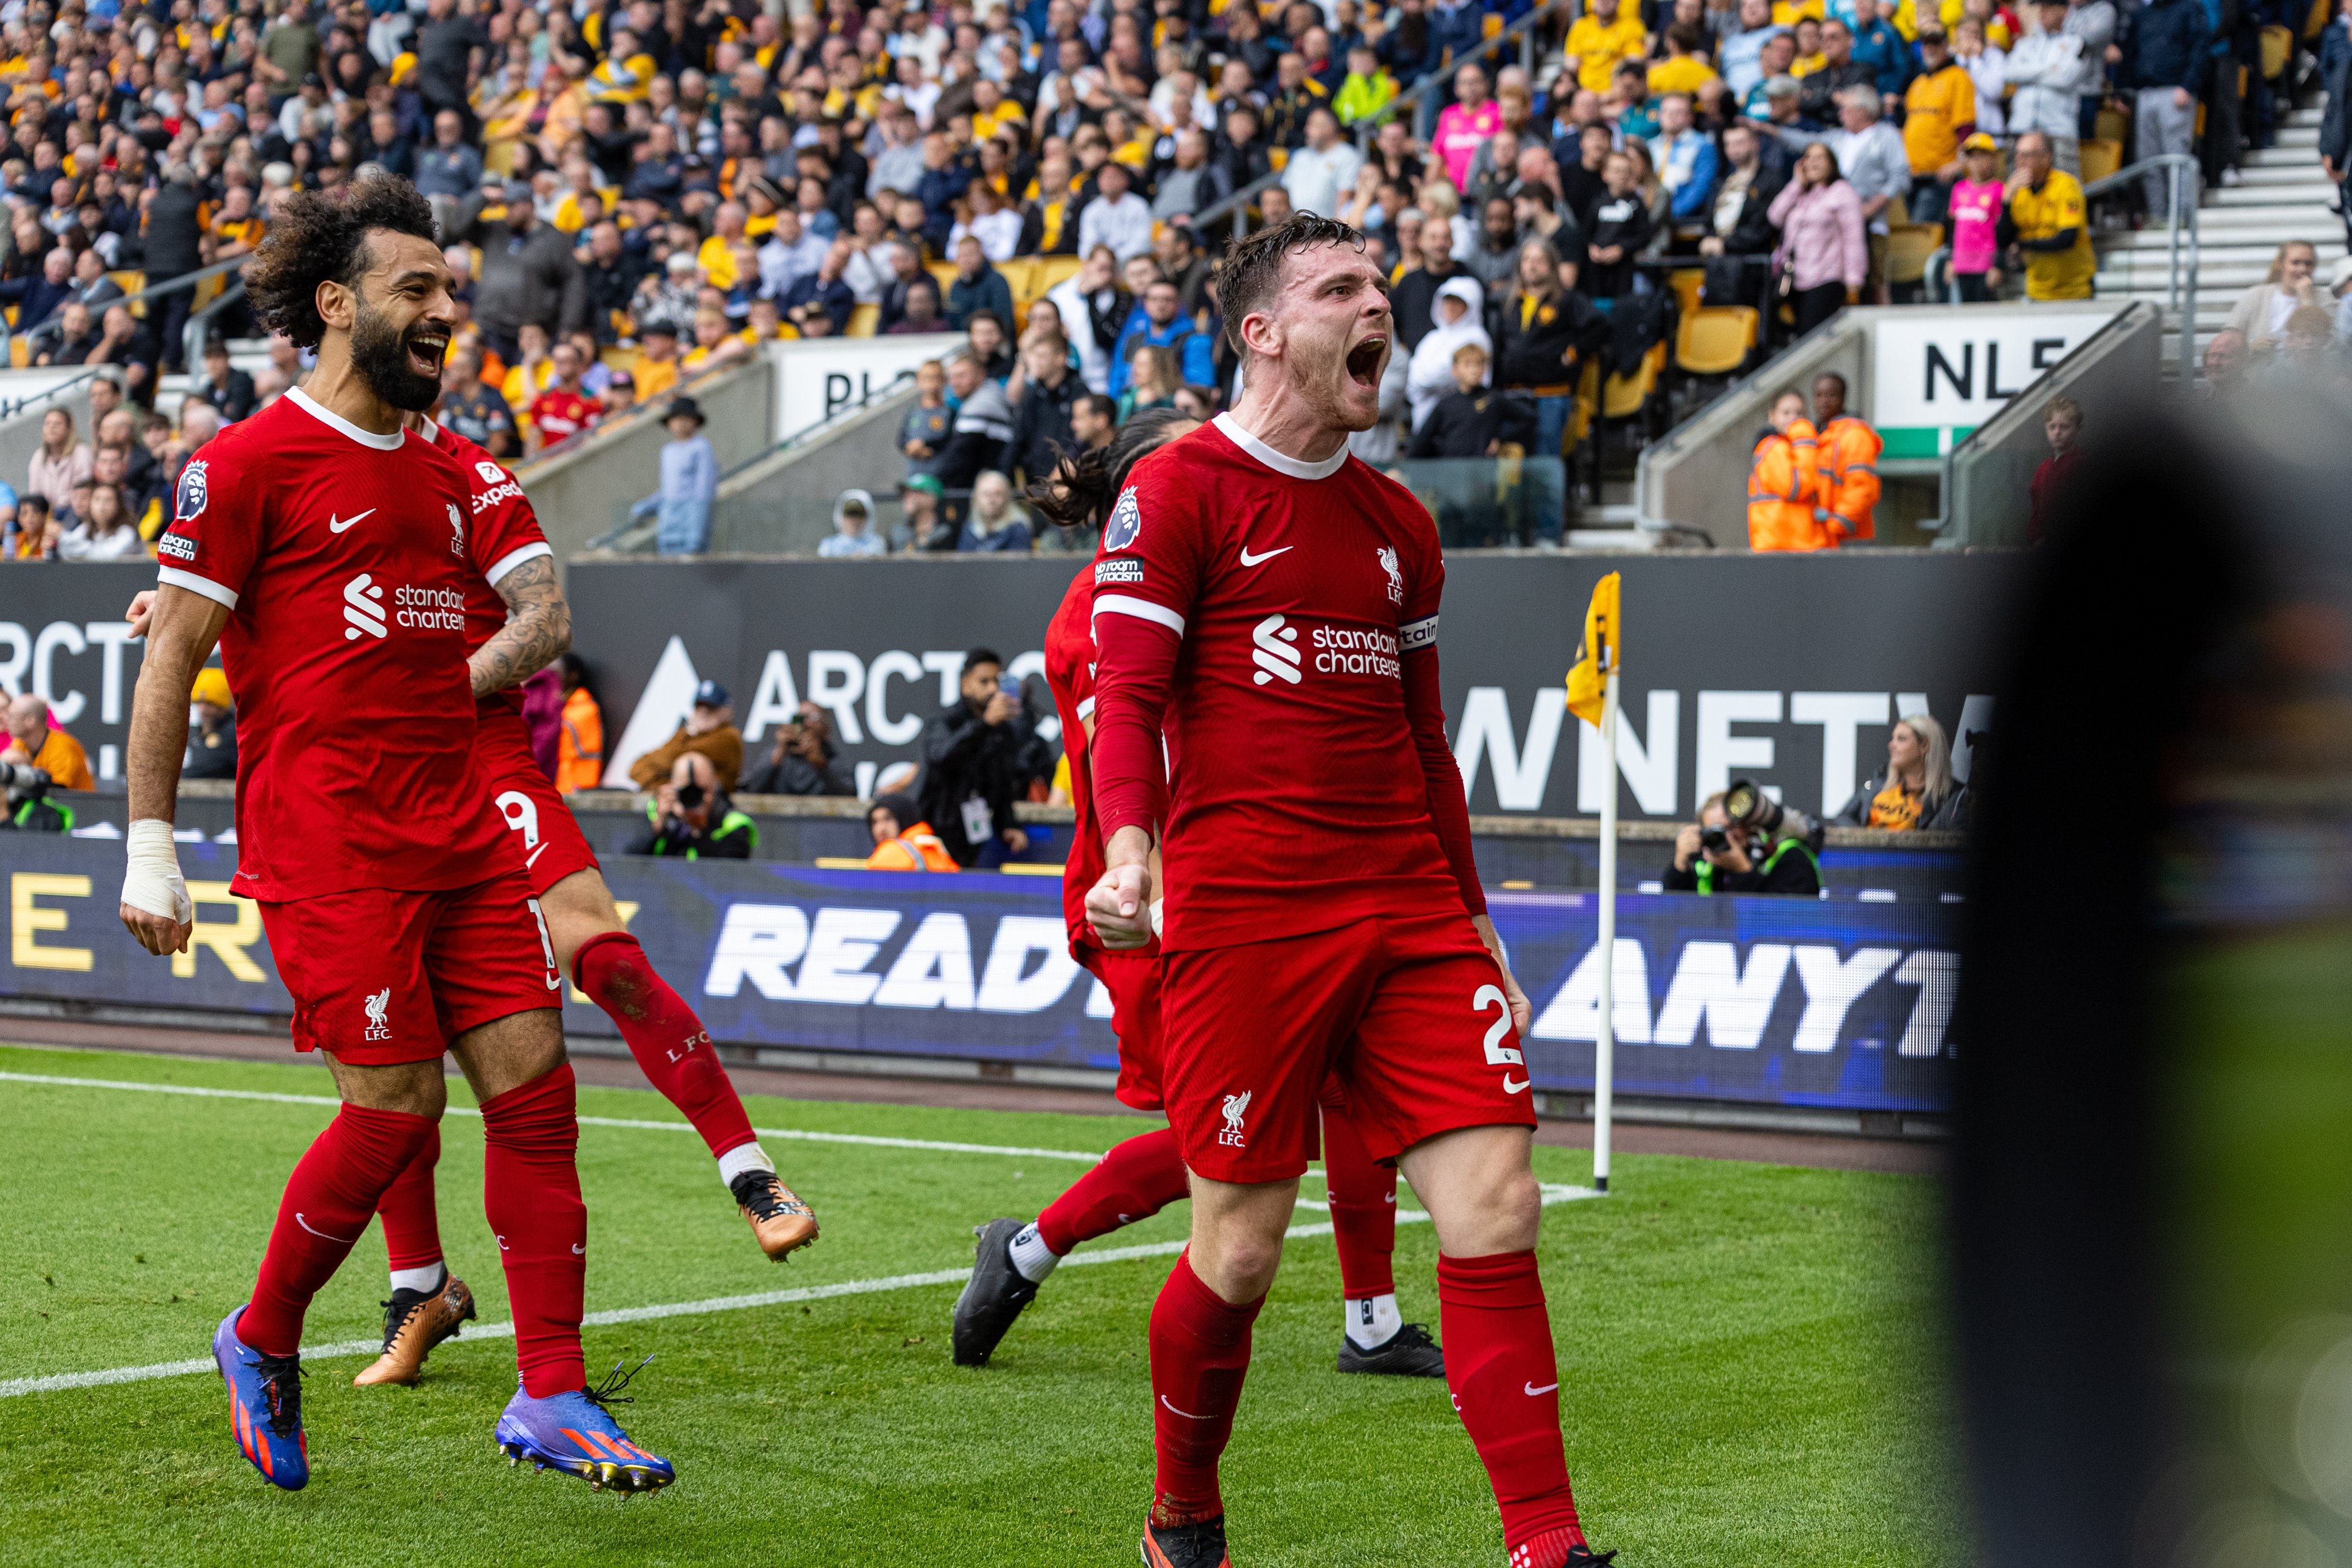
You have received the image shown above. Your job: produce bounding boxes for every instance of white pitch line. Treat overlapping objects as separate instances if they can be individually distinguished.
[0,1187,1599,1400]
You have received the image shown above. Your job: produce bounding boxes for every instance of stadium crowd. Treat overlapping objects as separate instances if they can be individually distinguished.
[0,0,2333,564]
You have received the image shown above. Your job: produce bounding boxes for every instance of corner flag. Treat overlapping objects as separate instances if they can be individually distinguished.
[1565,572,1621,729]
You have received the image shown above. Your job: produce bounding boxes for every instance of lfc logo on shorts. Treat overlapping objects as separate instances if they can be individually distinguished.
[363,986,393,1042]
[1218,1090,1252,1148]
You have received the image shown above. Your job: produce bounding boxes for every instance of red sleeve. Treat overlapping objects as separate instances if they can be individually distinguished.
[1399,526,1487,917]
[1088,454,1206,843]
[154,435,262,609]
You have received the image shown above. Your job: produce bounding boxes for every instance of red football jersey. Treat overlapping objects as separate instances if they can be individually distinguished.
[1088,413,1486,951]
[528,387,601,444]
[156,388,513,901]
[1043,560,1102,954]
[422,416,552,717]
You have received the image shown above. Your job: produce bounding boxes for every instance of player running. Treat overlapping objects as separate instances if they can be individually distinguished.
[1085,215,1615,1568]
[121,391,822,1397]
[953,411,1444,1382]
[115,173,670,1495]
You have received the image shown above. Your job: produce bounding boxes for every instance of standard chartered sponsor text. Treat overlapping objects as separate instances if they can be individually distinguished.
[1311,625,1401,679]
[393,584,467,630]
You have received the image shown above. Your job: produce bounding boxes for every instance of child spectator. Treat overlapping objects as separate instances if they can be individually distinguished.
[1946,134,2006,300]
[901,360,953,479]
[821,488,890,556]
[1334,45,1397,127]
[1407,343,1535,457]
[630,398,717,555]
[2029,396,2083,544]
[10,495,55,559]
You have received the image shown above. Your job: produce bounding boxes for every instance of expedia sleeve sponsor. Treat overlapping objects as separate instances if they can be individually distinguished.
[1094,557,1145,586]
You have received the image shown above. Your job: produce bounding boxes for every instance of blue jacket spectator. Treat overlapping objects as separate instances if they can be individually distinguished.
[1850,7,1915,98]
[2120,0,2211,94]
[945,243,1016,330]
[1428,0,1490,77]
[415,117,485,197]
[781,262,856,335]
[631,397,719,555]
[1109,280,1217,396]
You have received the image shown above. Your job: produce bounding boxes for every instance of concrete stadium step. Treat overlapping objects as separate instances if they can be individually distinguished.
[2275,124,2321,148]
[2208,181,2339,206]
[2228,162,2334,185]
[2109,218,2338,246]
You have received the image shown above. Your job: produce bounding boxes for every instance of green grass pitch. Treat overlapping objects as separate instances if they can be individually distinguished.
[0,1042,1962,1566]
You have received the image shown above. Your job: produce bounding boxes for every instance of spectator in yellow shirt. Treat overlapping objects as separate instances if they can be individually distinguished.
[1773,0,1825,20]
[632,322,682,400]
[696,202,752,289]
[1647,22,1722,95]
[501,322,558,408]
[1901,27,1976,226]
[2000,130,2095,300]
[1565,0,1651,94]
[2,695,95,792]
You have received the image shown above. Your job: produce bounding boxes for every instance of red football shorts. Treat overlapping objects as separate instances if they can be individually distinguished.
[1083,943,1165,1112]
[1159,911,1538,1184]
[476,712,600,899]
[262,873,566,1065]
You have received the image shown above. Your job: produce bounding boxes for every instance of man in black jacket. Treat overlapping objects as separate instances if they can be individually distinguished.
[1008,333,1085,485]
[464,180,589,362]
[139,166,206,370]
[1391,211,1470,351]
[1662,795,1822,895]
[1696,122,1786,311]
[915,648,1035,867]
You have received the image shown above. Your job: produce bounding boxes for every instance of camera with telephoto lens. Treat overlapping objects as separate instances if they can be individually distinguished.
[1708,777,1827,856]
[0,760,53,827]
[675,781,706,811]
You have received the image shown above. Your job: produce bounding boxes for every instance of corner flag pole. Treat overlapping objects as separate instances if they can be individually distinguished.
[1593,642,1618,1197]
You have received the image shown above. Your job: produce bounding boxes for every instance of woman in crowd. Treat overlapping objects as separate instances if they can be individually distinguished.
[2223,241,2323,355]
[959,470,1035,553]
[1116,342,1181,421]
[1494,239,1609,466]
[1767,141,1867,336]
[27,406,91,516]
[1834,713,1968,830]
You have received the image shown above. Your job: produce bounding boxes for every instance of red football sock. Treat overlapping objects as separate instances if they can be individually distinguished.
[1036,1126,1190,1254]
[481,1063,587,1397]
[1319,1102,1396,1300]
[574,931,757,1159]
[375,1121,444,1273]
[239,1102,438,1357]
[1437,1250,1584,1559]
[1148,1252,1264,1527]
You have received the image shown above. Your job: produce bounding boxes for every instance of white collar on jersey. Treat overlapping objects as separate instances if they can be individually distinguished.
[1213,411,1349,481]
[415,415,443,443]
[285,385,407,451]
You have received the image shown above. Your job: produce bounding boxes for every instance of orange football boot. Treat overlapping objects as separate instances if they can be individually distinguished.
[730,1171,820,1259]
[353,1272,477,1386]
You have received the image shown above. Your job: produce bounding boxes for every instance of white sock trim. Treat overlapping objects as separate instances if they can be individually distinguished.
[717,1142,777,1186]
[1345,1293,1402,1349]
[389,1261,446,1296]
[1008,1220,1061,1283]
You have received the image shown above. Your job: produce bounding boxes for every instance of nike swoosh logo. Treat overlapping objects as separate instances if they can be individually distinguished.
[295,1212,355,1243]
[1237,544,1291,567]
[327,509,377,533]
[1525,1380,1559,1396]
[571,1243,585,1255]
[1503,1076,1529,1094]
[1160,1394,1208,1419]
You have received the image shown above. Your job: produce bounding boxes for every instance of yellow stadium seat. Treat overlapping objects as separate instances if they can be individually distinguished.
[2262,22,2293,77]
[1883,192,1910,226]
[1268,146,1289,171]
[1001,256,1041,301]
[1666,267,1704,320]
[1570,358,1599,444]
[2310,0,2330,37]
[1602,342,1666,420]
[1031,254,1084,294]
[2095,102,2130,144]
[9,336,25,368]
[1677,307,1756,377]
[600,345,639,370]
[847,302,881,336]
[2079,137,2122,185]
[1886,223,1943,286]
[927,260,960,295]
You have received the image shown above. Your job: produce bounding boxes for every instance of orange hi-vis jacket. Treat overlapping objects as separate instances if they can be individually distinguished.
[1814,415,1882,543]
[866,822,961,872]
[1748,418,1826,551]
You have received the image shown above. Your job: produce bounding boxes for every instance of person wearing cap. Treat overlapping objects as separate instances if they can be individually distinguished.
[1946,132,2008,300]
[1997,130,2095,301]
[1901,26,1975,229]
[821,487,888,556]
[184,667,237,781]
[601,370,639,420]
[899,472,953,550]
[628,677,745,791]
[630,397,718,555]
[864,794,961,871]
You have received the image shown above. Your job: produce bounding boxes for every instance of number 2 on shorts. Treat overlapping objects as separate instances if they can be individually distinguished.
[1473,984,1523,1067]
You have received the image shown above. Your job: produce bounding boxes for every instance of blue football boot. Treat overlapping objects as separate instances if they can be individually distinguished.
[494,1356,675,1494]
[212,1306,309,1490]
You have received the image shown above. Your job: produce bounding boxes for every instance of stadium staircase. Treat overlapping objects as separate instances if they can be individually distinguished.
[2095,99,2346,361]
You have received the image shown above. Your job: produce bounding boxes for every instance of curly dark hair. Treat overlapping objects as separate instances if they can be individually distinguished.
[243,172,440,349]
[1215,213,1368,359]
[1025,407,1196,533]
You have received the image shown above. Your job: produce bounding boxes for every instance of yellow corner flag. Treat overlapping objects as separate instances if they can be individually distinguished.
[1565,572,1622,729]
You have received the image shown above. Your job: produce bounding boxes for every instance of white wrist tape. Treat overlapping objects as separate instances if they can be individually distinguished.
[121,819,192,925]
[1150,899,1164,939]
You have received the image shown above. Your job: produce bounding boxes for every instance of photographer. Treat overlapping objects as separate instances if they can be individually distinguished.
[1664,785,1823,896]
[3,694,93,792]
[625,752,757,860]
[741,700,855,797]
[915,646,1034,868]
[1,757,65,830]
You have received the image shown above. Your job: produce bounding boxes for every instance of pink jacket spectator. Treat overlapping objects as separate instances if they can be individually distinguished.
[1767,177,1868,294]
[1432,99,1502,189]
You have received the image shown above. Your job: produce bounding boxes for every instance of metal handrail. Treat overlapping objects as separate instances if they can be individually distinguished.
[1190,2,1565,238]
[2081,151,2200,384]
[17,253,249,347]
[0,363,108,421]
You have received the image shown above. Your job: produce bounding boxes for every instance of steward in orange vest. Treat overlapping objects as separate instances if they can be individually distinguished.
[865,793,960,871]
[1811,373,1881,543]
[1747,389,1824,551]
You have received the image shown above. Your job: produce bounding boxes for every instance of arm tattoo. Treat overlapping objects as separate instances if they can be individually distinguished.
[469,553,572,699]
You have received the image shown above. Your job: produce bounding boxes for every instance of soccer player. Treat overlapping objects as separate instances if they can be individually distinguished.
[1085,215,1614,1568]
[954,411,1445,1382]
[114,173,670,1495]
